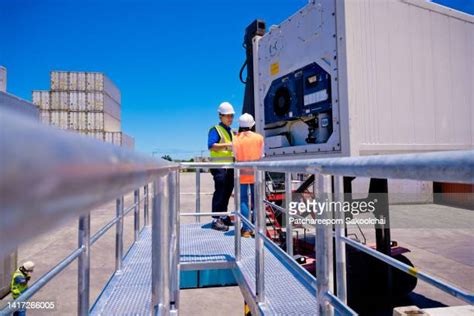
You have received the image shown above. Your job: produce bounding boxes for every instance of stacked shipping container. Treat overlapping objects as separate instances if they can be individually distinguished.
[32,71,134,149]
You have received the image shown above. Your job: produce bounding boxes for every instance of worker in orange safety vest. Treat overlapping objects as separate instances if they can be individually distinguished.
[233,113,264,238]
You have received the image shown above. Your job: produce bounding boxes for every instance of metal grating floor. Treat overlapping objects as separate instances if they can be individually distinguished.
[90,224,318,315]
[180,222,235,263]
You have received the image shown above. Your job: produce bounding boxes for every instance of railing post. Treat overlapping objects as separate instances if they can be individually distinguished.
[175,171,181,311]
[134,189,140,242]
[234,168,241,261]
[144,184,150,226]
[255,169,265,303]
[152,175,171,315]
[285,172,293,256]
[115,196,124,272]
[196,168,201,222]
[315,174,334,315]
[78,214,90,316]
[334,176,347,304]
[169,171,180,314]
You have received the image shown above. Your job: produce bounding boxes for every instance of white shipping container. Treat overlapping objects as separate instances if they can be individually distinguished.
[86,112,95,130]
[86,73,96,92]
[69,92,78,111]
[86,92,96,111]
[0,66,6,92]
[104,131,113,143]
[40,91,50,110]
[50,111,68,130]
[69,92,86,111]
[78,92,86,111]
[78,112,87,130]
[50,92,59,109]
[95,73,121,104]
[59,72,68,91]
[81,112,120,131]
[69,72,78,90]
[255,0,474,159]
[32,91,50,110]
[69,112,77,129]
[59,92,68,110]
[50,92,69,110]
[39,110,50,124]
[112,132,122,145]
[94,112,104,130]
[95,92,121,120]
[104,112,121,131]
[61,112,68,129]
[104,131,122,145]
[78,72,86,90]
[50,72,59,90]
[32,91,40,107]
[51,71,121,104]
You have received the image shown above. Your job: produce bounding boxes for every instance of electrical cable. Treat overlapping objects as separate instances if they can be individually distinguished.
[239,59,247,84]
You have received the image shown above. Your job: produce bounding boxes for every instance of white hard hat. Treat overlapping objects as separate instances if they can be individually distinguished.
[239,113,255,128]
[23,261,35,271]
[217,102,235,115]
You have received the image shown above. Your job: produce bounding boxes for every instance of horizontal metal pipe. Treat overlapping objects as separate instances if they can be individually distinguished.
[91,215,120,245]
[323,292,358,316]
[0,108,179,257]
[236,150,474,184]
[180,162,233,169]
[180,212,232,217]
[123,201,139,216]
[91,194,147,245]
[0,247,84,314]
[239,213,255,230]
[341,236,474,304]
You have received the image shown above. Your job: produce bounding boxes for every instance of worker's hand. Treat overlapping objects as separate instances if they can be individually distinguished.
[26,276,31,282]
[211,143,232,151]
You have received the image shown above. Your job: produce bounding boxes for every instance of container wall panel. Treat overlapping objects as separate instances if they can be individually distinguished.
[343,0,474,154]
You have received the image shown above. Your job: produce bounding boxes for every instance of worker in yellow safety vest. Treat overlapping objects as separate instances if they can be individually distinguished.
[208,102,236,231]
[10,261,35,316]
[233,113,264,238]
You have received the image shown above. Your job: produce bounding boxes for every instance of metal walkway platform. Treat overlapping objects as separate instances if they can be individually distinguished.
[91,223,318,315]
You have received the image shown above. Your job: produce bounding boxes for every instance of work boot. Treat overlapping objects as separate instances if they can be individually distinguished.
[241,229,252,238]
[222,216,234,226]
[211,219,229,231]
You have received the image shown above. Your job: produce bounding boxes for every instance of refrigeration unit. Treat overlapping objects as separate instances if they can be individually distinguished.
[251,0,474,159]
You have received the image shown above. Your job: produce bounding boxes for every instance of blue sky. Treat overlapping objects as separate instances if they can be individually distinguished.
[1,0,472,159]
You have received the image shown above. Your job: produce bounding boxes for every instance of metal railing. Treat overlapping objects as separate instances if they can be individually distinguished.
[0,108,179,315]
[1,107,473,315]
[235,150,474,311]
[182,150,474,315]
[181,163,353,315]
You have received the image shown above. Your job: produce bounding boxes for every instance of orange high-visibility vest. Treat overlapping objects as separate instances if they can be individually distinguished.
[233,131,264,184]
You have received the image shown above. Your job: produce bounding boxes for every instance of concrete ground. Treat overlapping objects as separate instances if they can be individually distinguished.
[0,172,472,315]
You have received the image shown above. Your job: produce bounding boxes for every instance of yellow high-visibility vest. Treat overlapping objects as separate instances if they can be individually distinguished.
[10,268,28,299]
[209,125,234,163]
